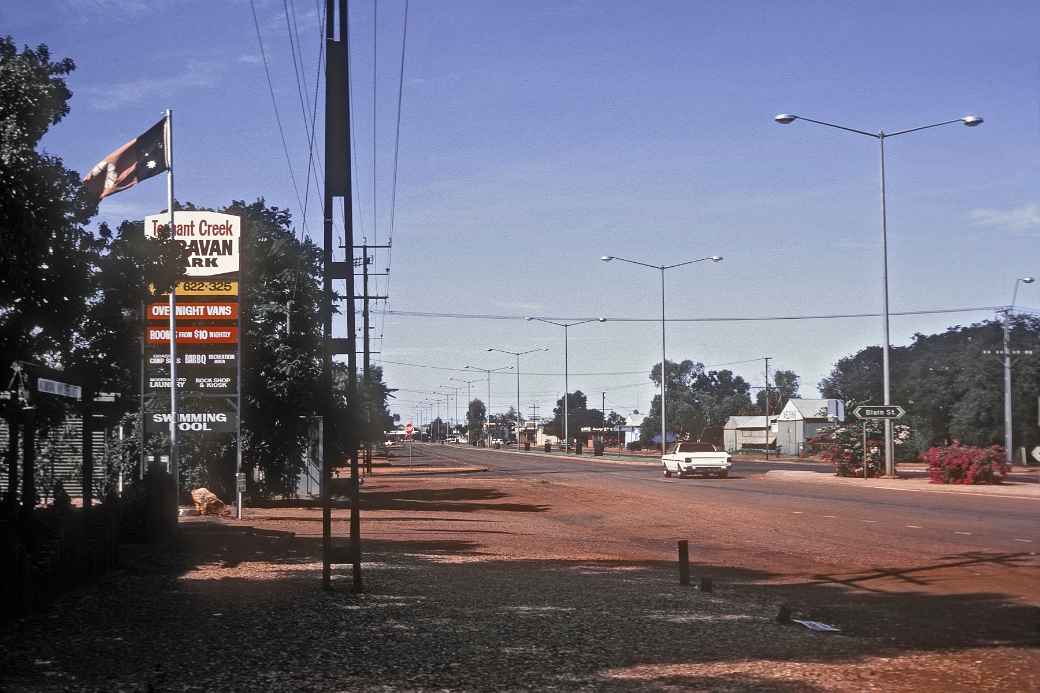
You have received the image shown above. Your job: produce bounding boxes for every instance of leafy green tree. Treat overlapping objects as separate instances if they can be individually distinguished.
[757,369,800,414]
[819,317,1040,454]
[543,390,605,441]
[466,398,486,444]
[1,37,93,382]
[640,360,753,445]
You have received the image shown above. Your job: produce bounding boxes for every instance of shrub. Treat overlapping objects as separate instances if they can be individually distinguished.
[807,422,917,477]
[923,444,1008,484]
[807,423,883,477]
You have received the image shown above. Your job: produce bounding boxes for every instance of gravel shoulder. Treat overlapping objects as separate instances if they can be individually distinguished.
[2,472,1037,692]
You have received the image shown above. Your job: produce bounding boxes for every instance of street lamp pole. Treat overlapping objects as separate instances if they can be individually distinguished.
[775,112,983,476]
[450,376,481,444]
[527,317,605,450]
[487,346,549,449]
[600,255,723,455]
[465,364,513,446]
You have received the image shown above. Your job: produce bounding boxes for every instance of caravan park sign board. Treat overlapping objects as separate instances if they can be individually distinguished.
[144,211,240,276]
[143,210,241,434]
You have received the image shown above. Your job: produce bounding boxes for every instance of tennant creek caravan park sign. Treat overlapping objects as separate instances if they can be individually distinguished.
[145,210,240,276]
[143,211,241,438]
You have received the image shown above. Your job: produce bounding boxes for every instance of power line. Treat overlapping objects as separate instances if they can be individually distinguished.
[376,0,410,363]
[250,0,306,218]
[385,306,1004,323]
[283,0,318,240]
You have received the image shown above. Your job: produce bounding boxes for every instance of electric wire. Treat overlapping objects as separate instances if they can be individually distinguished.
[283,0,318,238]
[385,306,1004,323]
[375,0,410,362]
[250,0,306,219]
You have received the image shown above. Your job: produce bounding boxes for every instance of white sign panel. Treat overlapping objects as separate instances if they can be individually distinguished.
[144,211,241,277]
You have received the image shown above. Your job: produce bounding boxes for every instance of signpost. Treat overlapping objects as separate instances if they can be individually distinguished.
[852,405,906,420]
[143,210,241,510]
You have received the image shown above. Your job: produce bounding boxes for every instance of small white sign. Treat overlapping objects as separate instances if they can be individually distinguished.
[1032,446,1040,464]
[36,378,81,400]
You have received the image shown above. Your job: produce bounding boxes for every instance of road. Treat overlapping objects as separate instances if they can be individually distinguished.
[396,443,1038,602]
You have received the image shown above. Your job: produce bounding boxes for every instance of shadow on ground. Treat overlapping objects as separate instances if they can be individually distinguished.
[1,512,1037,691]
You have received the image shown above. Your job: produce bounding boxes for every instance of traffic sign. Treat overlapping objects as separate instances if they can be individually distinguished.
[852,405,906,420]
[1032,446,1040,464]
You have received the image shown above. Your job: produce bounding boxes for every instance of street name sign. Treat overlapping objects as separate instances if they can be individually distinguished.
[853,405,906,420]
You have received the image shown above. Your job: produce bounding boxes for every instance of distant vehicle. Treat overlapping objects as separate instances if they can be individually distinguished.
[491,437,503,448]
[661,442,731,478]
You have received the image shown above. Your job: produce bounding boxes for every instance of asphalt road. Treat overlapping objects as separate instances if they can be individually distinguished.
[401,443,1038,601]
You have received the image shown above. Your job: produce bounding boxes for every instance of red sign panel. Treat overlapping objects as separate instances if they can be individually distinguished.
[147,301,238,321]
[146,327,239,345]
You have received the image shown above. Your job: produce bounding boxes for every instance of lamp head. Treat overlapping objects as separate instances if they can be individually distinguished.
[961,115,983,127]
[600,256,613,262]
[525,316,534,321]
[486,347,494,352]
[597,317,607,323]
[1022,277,1036,284]
[774,113,797,125]
[711,255,723,262]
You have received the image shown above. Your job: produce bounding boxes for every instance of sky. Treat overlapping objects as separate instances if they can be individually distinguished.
[6,0,1040,425]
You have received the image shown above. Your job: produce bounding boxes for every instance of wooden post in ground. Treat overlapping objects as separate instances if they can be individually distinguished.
[678,540,690,585]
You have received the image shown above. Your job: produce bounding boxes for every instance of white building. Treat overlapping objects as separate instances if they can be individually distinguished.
[722,415,778,452]
[775,399,845,455]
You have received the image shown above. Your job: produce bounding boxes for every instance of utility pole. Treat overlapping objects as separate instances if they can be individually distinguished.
[355,242,389,474]
[764,357,771,459]
[322,0,363,592]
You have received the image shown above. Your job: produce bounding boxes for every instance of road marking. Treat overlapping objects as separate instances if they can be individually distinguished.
[954,531,972,536]
[822,515,836,519]
[906,525,922,529]
[791,511,803,514]
[861,520,879,524]
[1014,538,1033,543]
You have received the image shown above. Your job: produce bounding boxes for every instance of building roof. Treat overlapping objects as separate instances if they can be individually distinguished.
[780,399,840,420]
[724,415,773,429]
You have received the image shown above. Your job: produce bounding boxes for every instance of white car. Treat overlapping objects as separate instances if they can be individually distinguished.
[661,442,731,478]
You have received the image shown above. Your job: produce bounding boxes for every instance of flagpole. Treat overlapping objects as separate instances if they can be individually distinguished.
[166,108,178,497]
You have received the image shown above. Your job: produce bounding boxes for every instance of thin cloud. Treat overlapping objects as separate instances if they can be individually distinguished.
[79,60,224,112]
[969,203,1040,233]
[237,53,263,65]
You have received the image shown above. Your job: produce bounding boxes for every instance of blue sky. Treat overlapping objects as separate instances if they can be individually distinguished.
[6,0,1040,423]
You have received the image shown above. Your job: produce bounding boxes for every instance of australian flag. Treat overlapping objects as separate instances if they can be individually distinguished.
[82,117,168,205]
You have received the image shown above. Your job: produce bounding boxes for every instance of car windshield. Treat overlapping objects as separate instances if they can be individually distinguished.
[675,442,716,453]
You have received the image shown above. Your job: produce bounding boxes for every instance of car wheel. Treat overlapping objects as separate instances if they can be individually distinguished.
[663,468,672,478]
[718,469,729,479]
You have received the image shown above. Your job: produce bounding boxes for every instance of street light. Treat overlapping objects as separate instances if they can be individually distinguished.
[600,254,723,455]
[775,111,983,476]
[1001,277,1035,463]
[487,346,550,449]
[464,363,513,446]
[527,317,606,450]
[450,376,481,443]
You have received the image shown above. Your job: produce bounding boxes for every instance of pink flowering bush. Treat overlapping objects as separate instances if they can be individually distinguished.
[806,422,912,477]
[923,444,1009,485]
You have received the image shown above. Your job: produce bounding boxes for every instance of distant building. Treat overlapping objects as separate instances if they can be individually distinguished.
[723,415,778,452]
[775,399,845,455]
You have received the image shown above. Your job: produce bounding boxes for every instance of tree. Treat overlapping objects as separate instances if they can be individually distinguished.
[757,369,800,414]
[640,359,754,445]
[1,37,184,505]
[466,398,486,444]
[543,390,605,442]
[1,37,93,384]
[818,317,1040,454]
